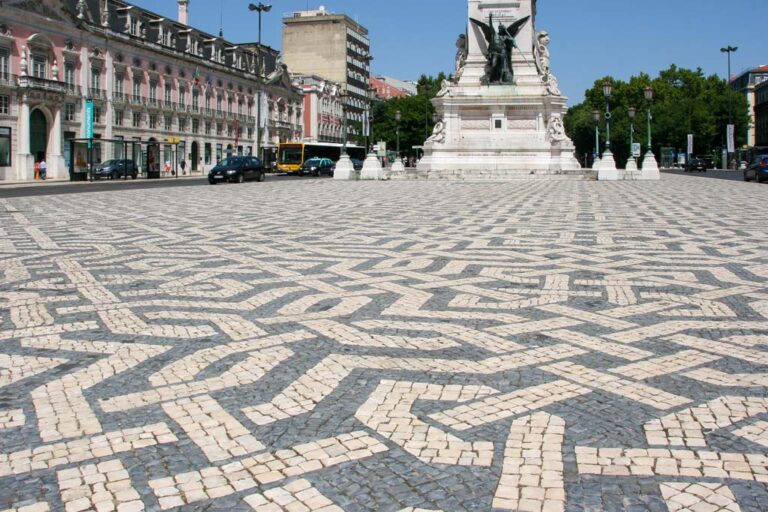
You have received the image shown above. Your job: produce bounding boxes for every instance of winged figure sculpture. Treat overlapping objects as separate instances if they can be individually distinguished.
[470,14,531,84]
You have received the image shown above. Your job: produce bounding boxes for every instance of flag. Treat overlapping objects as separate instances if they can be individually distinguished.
[193,67,201,85]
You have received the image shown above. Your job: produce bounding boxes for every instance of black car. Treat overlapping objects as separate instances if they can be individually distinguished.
[93,159,139,180]
[208,156,266,184]
[684,158,707,172]
[299,157,335,177]
[744,154,768,183]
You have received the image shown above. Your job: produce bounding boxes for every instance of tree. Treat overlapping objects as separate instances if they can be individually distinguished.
[370,73,447,158]
[564,66,750,167]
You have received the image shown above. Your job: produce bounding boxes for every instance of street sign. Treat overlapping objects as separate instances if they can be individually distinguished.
[85,100,94,148]
[631,143,642,158]
[727,124,735,153]
[687,134,693,156]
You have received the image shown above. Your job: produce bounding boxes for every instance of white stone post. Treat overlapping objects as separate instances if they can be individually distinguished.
[50,107,66,179]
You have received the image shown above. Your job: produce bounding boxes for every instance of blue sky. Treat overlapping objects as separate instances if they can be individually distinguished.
[133,0,767,104]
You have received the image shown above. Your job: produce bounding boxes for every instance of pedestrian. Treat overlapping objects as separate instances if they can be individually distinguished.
[180,159,187,176]
[34,161,40,180]
[39,158,47,180]
[165,160,171,175]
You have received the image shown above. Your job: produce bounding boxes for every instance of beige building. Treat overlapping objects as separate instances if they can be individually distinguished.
[282,7,371,143]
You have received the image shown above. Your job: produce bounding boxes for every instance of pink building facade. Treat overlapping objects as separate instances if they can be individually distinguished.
[292,75,345,144]
[0,0,303,182]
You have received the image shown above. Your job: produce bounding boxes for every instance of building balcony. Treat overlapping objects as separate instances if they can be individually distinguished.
[18,75,66,94]
[0,73,18,89]
[88,87,107,100]
[113,92,127,104]
[130,94,145,106]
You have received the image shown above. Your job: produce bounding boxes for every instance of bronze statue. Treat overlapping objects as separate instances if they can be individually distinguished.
[470,14,530,85]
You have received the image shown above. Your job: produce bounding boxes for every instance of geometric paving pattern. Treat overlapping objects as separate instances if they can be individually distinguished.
[1,174,767,511]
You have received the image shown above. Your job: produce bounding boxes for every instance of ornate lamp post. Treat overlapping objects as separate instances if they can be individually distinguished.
[642,85,659,172]
[395,110,401,159]
[248,2,272,162]
[599,80,616,172]
[602,80,613,151]
[627,106,637,171]
[592,110,600,166]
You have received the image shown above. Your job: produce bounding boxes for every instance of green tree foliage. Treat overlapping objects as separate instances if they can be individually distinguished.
[564,65,750,166]
[370,73,447,158]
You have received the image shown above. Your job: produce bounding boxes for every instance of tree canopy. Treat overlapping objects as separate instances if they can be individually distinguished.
[564,65,750,167]
[369,73,447,158]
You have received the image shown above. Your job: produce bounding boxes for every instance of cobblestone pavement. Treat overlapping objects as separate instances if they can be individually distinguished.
[1,174,767,511]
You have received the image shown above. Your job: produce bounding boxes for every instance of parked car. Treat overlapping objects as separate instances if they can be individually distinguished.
[208,156,266,184]
[684,158,707,172]
[744,155,768,183]
[299,157,335,177]
[350,158,364,171]
[93,159,139,180]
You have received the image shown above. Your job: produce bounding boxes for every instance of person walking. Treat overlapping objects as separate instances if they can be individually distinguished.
[180,159,187,176]
[39,159,47,180]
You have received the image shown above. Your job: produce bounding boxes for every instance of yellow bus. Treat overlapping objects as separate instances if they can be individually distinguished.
[277,142,366,174]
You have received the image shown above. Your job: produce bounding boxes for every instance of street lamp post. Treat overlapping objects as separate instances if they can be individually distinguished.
[592,109,600,167]
[341,92,348,152]
[603,81,613,151]
[642,85,659,173]
[627,106,637,171]
[248,2,272,162]
[720,45,737,167]
[395,110,401,159]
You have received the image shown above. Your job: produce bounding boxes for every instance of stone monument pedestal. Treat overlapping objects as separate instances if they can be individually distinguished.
[415,0,586,181]
[360,152,385,180]
[333,154,357,180]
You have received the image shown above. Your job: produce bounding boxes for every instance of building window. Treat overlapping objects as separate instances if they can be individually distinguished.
[115,110,123,126]
[216,143,222,163]
[192,119,199,134]
[227,125,233,137]
[165,116,172,131]
[216,123,222,135]
[31,53,47,78]
[149,81,157,104]
[0,47,9,80]
[247,127,253,139]
[132,79,141,99]
[192,88,199,110]
[165,82,172,105]
[65,103,75,121]
[149,114,157,129]
[205,143,211,165]
[178,117,186,131]
[94,106,102,124]
[205,121,211,135]
[65,62,75,86]
[0,94,8,115]
[227,99,233,114]
[90,68,101,91]
[114,73,124,96]
[216,96,222,113]
[133,112,142,128]
[0,127,11,167]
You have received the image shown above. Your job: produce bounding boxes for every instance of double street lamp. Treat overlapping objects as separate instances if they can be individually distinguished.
[248,2,272,161]
[721,45,737,167]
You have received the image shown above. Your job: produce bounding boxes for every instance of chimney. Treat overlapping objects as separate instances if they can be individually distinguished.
[178,0,189,25]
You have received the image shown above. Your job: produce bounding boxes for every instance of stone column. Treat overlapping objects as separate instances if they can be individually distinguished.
[50,106,66,179]
[17,94,33,181]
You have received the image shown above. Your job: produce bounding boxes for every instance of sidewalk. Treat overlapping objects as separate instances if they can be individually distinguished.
[0,174,205,188]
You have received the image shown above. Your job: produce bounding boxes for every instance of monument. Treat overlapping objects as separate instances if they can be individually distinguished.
[415,0,585,180]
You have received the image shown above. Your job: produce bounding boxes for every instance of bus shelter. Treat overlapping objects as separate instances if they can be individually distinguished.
[68,138,181,181]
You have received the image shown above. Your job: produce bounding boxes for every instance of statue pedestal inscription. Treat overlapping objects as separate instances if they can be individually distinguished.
[417,0,586,180]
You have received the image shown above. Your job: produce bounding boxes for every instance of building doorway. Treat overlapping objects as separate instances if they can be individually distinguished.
[30,109,48,162]
[191,141,199,171]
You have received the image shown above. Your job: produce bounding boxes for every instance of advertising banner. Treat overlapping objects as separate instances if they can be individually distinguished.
[727,124,735,153]
[687,134,694,156]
